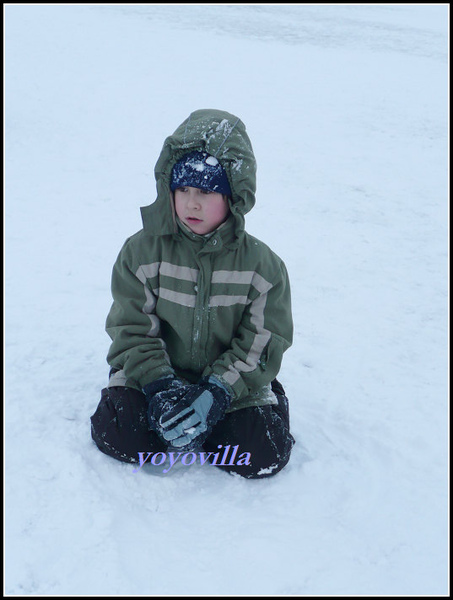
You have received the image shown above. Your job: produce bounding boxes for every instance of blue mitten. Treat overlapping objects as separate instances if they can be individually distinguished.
[143,376,189,434]
[159,376,231,448]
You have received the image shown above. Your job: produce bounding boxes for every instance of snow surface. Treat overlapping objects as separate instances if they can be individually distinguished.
[4,4,449,595]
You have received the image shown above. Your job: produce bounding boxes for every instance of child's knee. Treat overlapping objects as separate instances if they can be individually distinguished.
[222,443,293,479]
[204,401,295,479]
[90,386,165,463]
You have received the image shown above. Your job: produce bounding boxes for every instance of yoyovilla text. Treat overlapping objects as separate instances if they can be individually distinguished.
[132,444,251,474]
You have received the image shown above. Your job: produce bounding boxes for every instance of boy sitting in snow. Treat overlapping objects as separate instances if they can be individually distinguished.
[90,109,295,478]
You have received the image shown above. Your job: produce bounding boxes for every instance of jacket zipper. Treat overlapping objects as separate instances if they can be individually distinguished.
[193,255,209,371]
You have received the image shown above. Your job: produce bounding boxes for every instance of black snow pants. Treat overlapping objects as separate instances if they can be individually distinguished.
[90,379,295,479]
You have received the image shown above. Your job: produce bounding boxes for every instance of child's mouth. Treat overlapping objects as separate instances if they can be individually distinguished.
[187,217,203,223]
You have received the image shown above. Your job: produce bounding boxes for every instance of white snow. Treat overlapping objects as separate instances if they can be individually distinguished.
[4,4,448,595]
[206,156,219,167]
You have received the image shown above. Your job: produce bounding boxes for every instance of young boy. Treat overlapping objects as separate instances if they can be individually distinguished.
[90,109,295,478]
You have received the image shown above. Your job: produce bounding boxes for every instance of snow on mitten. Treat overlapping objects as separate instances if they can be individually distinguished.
[143,376,189,434]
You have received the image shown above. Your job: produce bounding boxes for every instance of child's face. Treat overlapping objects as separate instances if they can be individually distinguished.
[174,187,230,235]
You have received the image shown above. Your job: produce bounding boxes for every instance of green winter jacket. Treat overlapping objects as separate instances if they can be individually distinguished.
[106,109,293,411]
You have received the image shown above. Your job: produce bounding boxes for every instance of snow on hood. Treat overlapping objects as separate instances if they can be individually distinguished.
[141,109,257,237]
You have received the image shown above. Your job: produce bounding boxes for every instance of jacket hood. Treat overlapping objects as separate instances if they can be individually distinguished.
[141,109,257,240]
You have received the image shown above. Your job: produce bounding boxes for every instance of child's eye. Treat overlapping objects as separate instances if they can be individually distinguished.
[200,189,213,195]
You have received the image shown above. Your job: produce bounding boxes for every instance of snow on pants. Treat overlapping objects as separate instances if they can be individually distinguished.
[90,379,295,479]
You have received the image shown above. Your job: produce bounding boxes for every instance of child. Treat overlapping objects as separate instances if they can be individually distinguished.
[91,109,295,478]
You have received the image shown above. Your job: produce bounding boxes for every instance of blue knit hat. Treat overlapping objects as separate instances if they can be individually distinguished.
[170,151,232,196]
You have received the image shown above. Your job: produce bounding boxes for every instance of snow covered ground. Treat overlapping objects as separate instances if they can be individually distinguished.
[5,4,449,595]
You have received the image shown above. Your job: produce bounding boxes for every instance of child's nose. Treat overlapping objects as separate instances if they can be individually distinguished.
[187,192,201,208]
